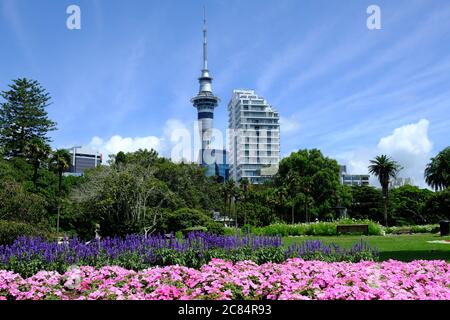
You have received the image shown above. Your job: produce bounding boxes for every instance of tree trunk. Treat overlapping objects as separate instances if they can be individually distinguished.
[383,197,388,227]
[383,187,388,227]
[58,171,63,193]
[291,204,295,224]
[224,193,228,217]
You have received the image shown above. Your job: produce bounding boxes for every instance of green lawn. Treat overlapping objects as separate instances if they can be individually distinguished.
[282,234,450,262]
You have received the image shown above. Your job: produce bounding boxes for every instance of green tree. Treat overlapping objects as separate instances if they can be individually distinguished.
[423,188,450,223]
[0,78,56,157]
[389,185,433,225]
[277,149,341,223]
[239,178,250,225]
[23,138,52,187]
[163,208,218,233]
[49,149,72,193]
[348,185,383,222]
[71,150,224,237]
[222,179,238,218]
[425,147,450,191]
[368,155,401,226]
[114,151,127,166]
[0,179,47,224]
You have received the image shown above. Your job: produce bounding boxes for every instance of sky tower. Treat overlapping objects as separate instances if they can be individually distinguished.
[191,8,220,165]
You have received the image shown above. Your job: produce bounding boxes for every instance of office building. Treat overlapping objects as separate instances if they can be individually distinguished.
[228,89,280,184]
[65,146,102,175]
[339,165,370,186]
[390,177,414,189]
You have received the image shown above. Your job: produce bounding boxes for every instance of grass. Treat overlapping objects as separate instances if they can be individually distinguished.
[283,234,450,262]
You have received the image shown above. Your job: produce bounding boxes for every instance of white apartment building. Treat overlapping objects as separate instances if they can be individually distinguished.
[228,90,280,184]
[390,177,414,189]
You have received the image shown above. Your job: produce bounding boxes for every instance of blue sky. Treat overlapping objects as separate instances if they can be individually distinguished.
[1,0,450,186]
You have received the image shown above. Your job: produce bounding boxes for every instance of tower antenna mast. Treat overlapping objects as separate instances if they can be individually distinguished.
[203,6,208,70]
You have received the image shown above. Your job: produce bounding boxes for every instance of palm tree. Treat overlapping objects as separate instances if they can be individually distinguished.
[24,138,52,187]
[50,149,72,193]
[368,155,401,226]
[222,180,237,217]
[425,147,450,191]
[239,178,250,225]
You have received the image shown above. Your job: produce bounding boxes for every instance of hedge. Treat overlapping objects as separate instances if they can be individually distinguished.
[0,220,50,245]
[232,219,384,237]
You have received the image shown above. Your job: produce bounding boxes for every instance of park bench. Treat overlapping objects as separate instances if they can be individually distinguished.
[337,224,369,236]
[395,228,412,235]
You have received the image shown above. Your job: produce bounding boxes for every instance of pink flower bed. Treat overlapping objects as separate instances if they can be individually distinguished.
[1,259,449,300]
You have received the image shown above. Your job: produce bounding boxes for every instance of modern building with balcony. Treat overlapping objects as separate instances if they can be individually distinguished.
[227,89,280,184]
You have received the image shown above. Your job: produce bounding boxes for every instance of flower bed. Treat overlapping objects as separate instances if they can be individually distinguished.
[0,234,377,277]
[1,259,449,300]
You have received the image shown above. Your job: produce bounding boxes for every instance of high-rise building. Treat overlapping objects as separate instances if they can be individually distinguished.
[390,177,414,189]
[339,165,370,186]
[228,90,280,184]
[190,11,228,182]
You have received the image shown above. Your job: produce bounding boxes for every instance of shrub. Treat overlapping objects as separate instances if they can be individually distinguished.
[204,221,225,235]
[181,226,207,235]
[0,220,50,245]
[385,225,440,234]
[0,179,48,224]
[250,220,384,237]
[224,227,240,236]
[163,208,215,233]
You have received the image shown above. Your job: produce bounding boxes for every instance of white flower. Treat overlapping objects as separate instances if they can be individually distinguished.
[64,266,83,290]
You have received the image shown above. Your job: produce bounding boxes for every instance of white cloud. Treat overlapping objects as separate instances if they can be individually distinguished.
[337,119,433,188]
[377,119,432,187]
[378,119,432,155]
[86,118,196,163]
[88,135,161,159]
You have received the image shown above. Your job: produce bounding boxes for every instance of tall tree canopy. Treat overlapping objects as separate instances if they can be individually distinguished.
[425,146,450,191]
[277,149,341,222]
[71,149,223,237]
[23,138,52,187]
[0,78,56,157]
